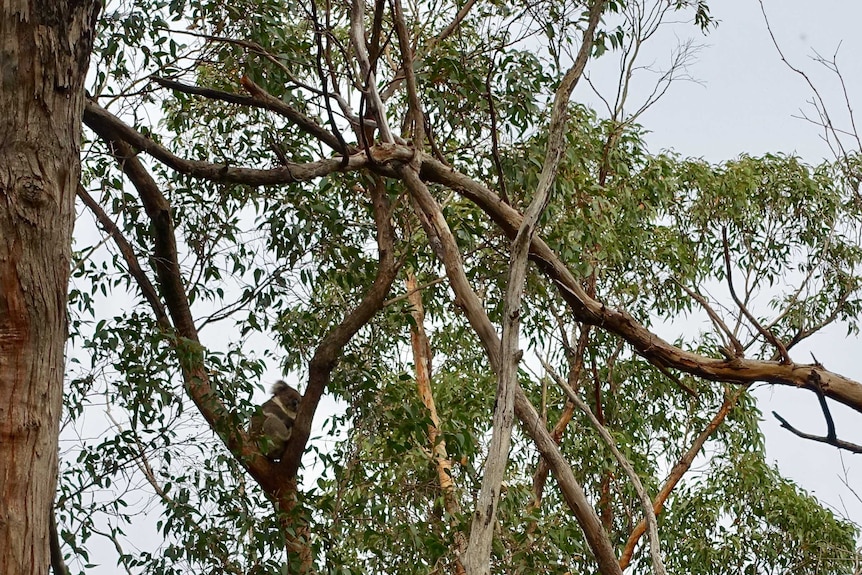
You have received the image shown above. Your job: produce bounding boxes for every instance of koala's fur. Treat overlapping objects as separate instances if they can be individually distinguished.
[249,381,302,460]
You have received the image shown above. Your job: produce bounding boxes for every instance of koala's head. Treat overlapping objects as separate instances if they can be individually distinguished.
[271,380,301,414]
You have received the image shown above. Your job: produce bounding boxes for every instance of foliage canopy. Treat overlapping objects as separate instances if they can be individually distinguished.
[59,0,862,573]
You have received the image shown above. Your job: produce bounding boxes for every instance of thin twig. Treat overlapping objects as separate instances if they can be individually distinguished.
[618,386,745,569]
[674,279,743,357]
[722,227,791,363]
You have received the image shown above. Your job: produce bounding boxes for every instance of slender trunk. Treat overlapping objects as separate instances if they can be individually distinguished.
[0,2,99,573]
[406,274,459,515]
[406,274,466,574]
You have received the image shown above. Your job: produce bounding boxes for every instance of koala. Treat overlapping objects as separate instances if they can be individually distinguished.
[248,380,302,460]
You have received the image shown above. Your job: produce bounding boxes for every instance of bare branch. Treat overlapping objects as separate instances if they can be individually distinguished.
[773,412,862,454]
[773,380,862,454]
[721,227,791,362]
[758,0,857,164]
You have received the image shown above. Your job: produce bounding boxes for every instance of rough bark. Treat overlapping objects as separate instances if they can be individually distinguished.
[0,1,99,573]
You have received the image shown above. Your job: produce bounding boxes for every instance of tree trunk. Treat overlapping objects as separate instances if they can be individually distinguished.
[0,1,98,573]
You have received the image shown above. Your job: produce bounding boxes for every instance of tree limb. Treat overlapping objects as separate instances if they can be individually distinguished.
[82,97,862,422]
[402,166,622,575]
[279,174,401,478]
[721,227,791,363]
[76,184,171,330]
[151,75,348,153]
[406,273,466,574]
[464,2,604,570]
[773,380,862,453]
[541,358,667,575]
[417,156,862,415]
[773,411,862,454]
[83,99,412,185]
[619,387,744,570]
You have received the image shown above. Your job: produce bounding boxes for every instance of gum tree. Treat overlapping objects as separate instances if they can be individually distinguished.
[36,0,862,573]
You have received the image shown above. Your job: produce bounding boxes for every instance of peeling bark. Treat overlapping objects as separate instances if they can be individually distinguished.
[406,274,465,574]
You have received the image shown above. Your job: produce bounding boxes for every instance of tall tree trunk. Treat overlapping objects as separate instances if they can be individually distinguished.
[0,1,99,573]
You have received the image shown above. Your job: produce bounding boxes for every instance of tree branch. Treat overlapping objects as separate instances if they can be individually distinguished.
[151,75,348,153]
[83,121,303,546]
[279,175,401,478]
[82,95,862,423]
[541,358,667,575]
[417,156,862,415]
[773,411,862,454]
[401,166,622,575]
[619,387,744,570]
[773,380,862,454]
[721,227,791,363]
[349,0,395,143]
[465,3,604,570]
[49,509,70,575]
[674,280,743,358]
[76,184,171,330]
[530,324,590,511]
[406,273,466,574]
[83,99,412,185]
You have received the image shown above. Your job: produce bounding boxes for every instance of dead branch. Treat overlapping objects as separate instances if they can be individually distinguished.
[773,382,862,454]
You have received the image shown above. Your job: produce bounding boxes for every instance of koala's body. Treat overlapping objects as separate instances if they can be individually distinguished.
[249,381,302,460]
